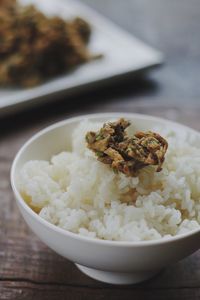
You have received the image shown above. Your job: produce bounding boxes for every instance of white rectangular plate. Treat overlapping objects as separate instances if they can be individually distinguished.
[0,0,163,116]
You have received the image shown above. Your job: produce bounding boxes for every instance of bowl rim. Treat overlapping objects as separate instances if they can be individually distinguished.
[10,112,200,247]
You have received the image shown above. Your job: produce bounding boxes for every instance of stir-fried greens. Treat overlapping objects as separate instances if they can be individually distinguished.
[0,0,101,86]
[86,118,168,177]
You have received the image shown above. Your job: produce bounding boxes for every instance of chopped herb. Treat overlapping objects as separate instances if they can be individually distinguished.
[95,134,102,141]
[112,167,118,174]
[96,151,104,157]
[85,118,168,177]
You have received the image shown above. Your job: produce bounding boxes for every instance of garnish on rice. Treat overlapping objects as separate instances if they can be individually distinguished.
[86,118,168,177]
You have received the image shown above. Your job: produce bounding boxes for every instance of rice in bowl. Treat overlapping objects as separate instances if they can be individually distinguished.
[18,119,200,241]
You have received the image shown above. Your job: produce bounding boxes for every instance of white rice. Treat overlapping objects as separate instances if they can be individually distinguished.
[18,120,200,241]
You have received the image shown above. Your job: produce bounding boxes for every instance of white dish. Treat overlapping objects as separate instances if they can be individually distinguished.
[0,0,163,116]
[11,113,200,285]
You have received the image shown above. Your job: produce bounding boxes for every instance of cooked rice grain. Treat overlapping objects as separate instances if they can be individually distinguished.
[19,120,200,241]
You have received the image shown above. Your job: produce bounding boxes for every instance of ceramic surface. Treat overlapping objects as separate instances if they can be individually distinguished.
[0,0,163,116]
[11,113,200,284]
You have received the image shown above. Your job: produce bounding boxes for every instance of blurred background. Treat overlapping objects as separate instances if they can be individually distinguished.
[82,0,199,101]
[0,0,199,127]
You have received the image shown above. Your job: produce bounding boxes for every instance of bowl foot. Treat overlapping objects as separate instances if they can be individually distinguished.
[76,264,160,285]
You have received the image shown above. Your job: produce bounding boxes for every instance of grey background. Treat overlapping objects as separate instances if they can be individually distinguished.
[81,0,200,103]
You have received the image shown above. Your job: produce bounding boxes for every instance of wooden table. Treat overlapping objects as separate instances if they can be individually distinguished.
[1,0,200,299]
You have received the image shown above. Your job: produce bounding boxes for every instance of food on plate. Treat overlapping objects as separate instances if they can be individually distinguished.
[19,119,200,241]
[86,118,168,176]
[0,0,100,86]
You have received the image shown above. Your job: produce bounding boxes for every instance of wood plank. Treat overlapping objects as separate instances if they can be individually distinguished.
[1,281,200,300]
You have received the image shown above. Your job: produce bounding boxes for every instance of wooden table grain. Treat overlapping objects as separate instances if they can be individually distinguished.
[1,0,200,299]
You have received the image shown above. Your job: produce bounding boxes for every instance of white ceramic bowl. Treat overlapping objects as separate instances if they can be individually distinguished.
[11,113,200,285]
